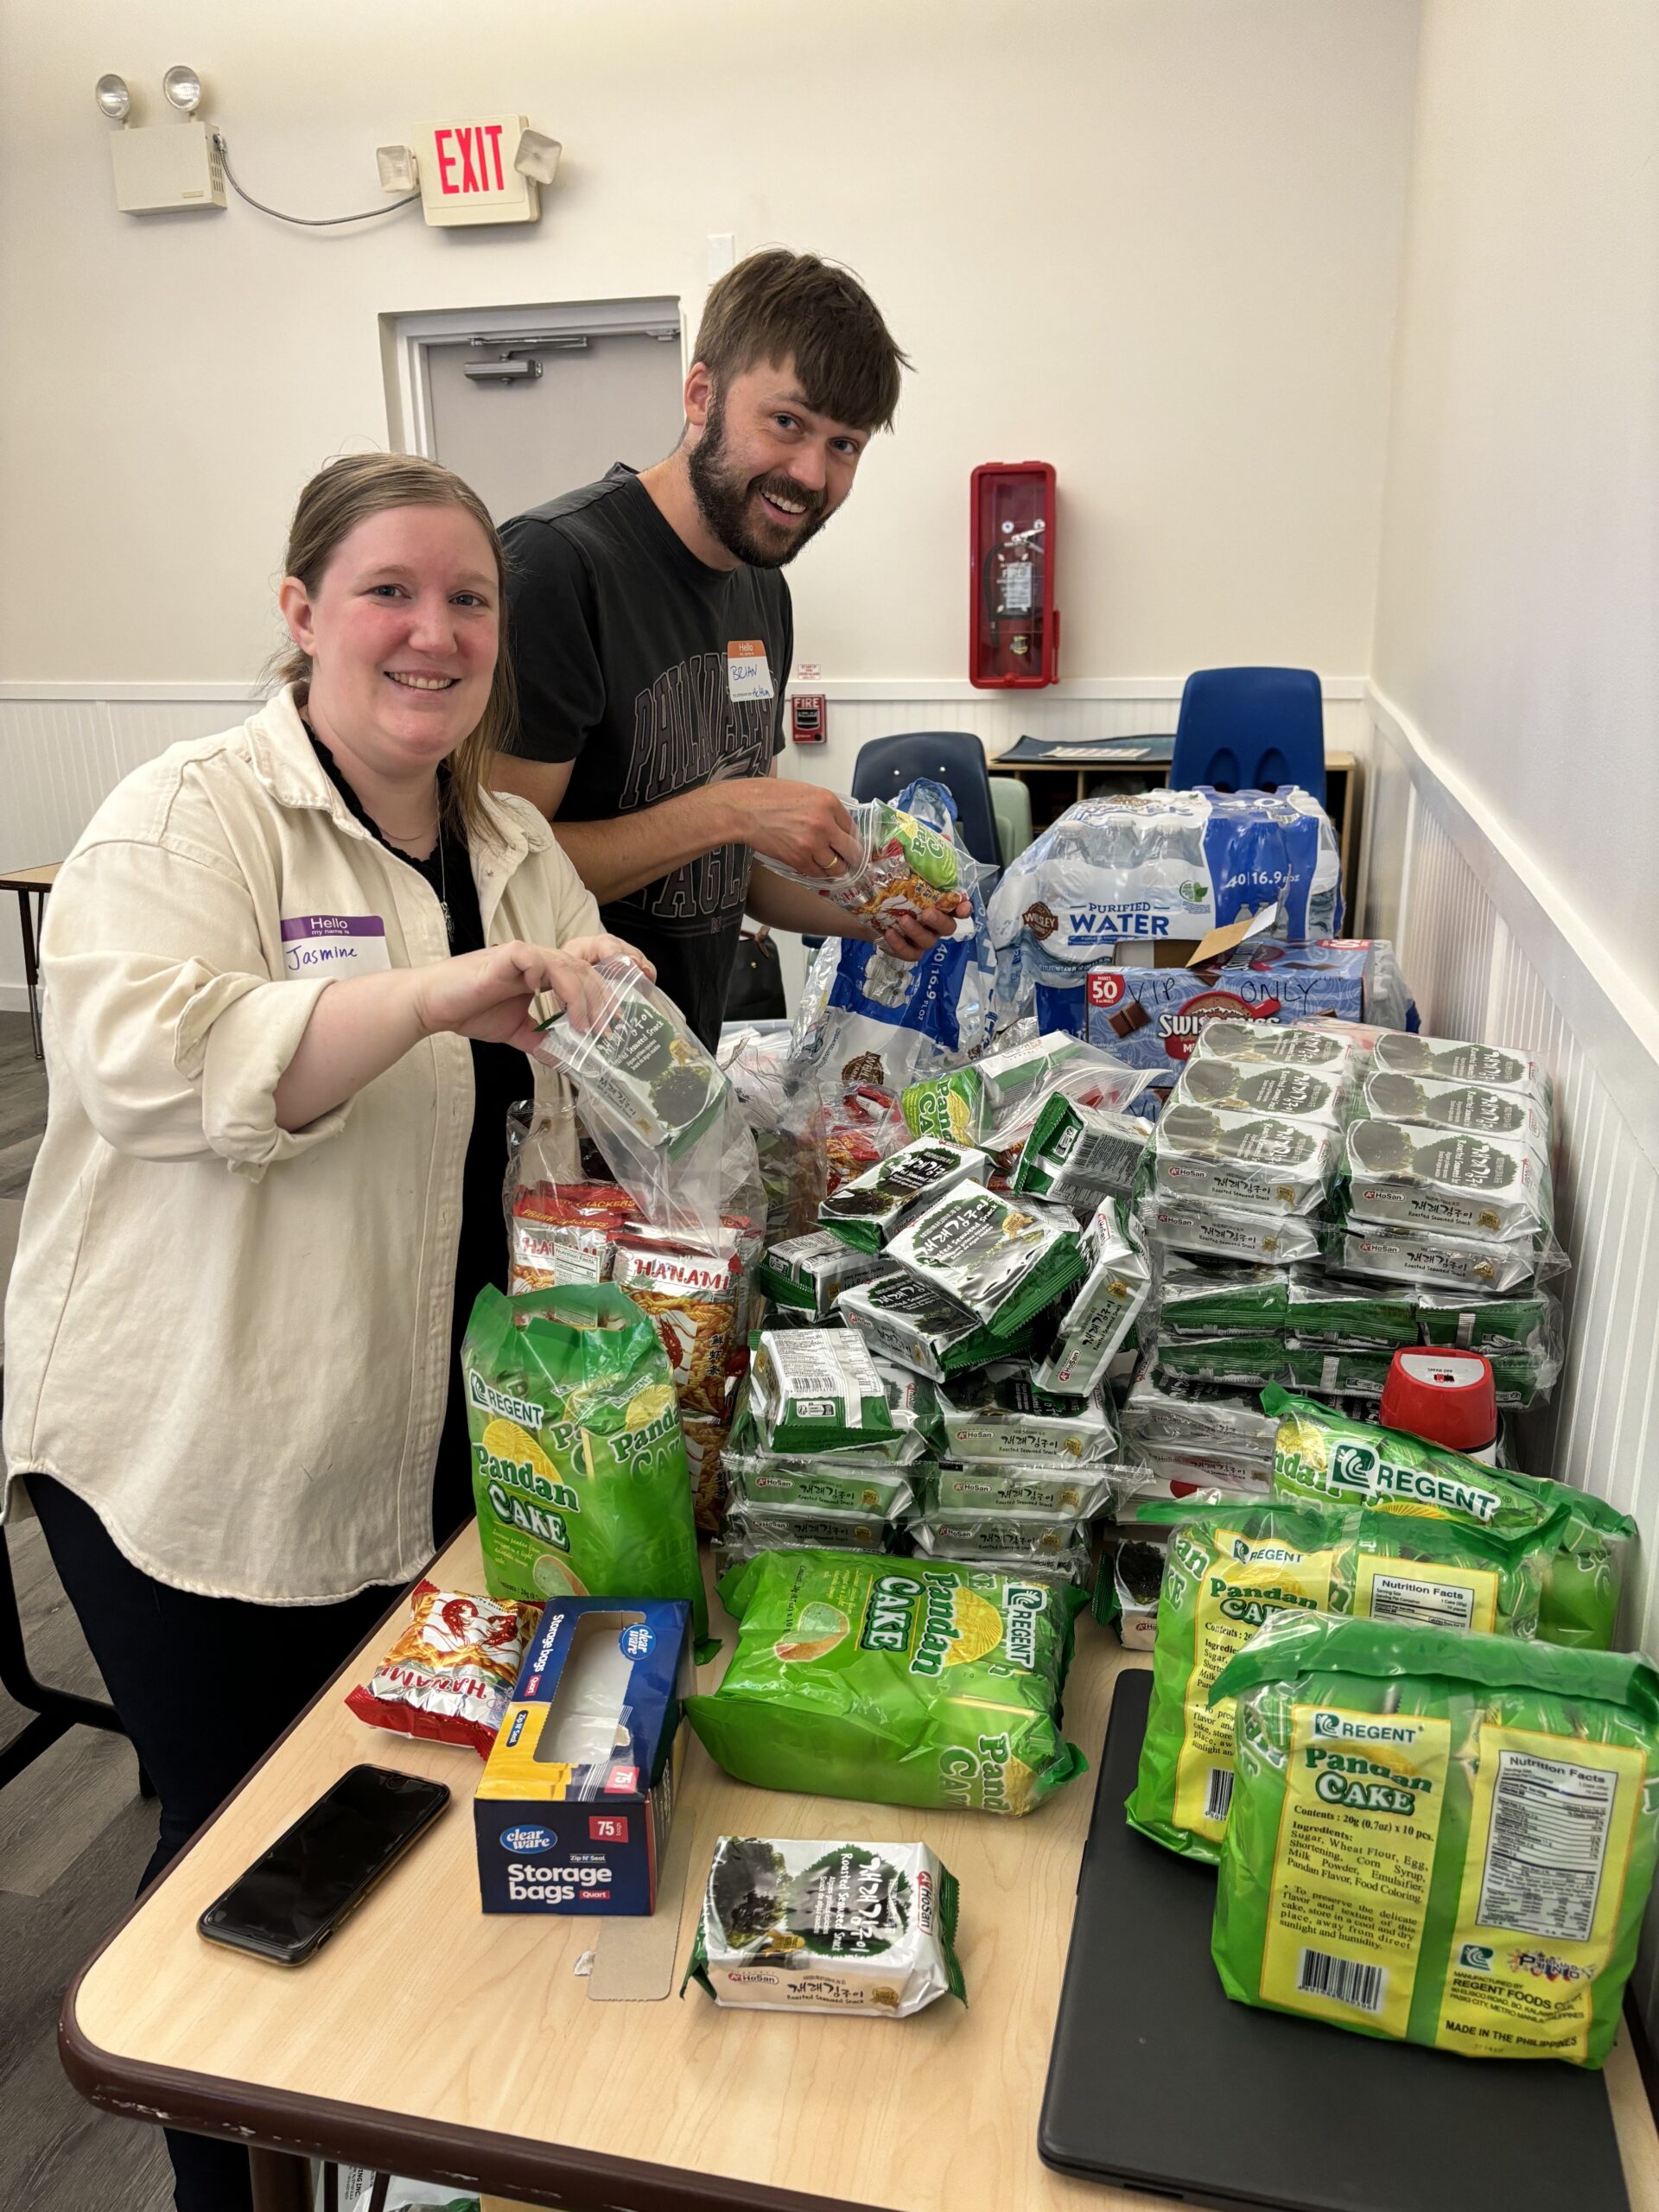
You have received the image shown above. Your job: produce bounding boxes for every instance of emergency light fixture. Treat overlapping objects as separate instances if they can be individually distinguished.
[162,65,203,115]
[94,74,131,124]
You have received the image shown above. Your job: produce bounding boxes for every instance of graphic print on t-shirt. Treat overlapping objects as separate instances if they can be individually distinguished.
[620,648,775,934]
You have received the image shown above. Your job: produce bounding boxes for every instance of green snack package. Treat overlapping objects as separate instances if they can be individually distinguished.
[1264,1387,1551,1536]
[1210,1611,1659,2067]
[1178,1056,1348,1128]
[757,1230,888,1319]
[1416,1287,1554,1353]
[886,1181,1084,1338]
[1281,1344,1394,1400]
[899,1066,986,1145]
[1285,1269,1418,1350]
[750,1327,898,1454]
[728,1456,919,1518]
[685,1548,1087,1815]
[462,1284,707,1643]
[1267,1389,1624,1648]
[930,1462,1116,1515]
[535,973,724,1158]
[1155,1337,1292,1392]
[1125,1497,1557,1862]
[1014,1095,1151,1205]
[818,1138,991,1253]
[1156,1254,1290,1337]
[685,1837,965,2016]
[935,1360,1117,1465]
[836,1265,1031,1382]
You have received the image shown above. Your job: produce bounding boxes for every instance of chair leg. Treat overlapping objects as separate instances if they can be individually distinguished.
[0,1518,136,1789]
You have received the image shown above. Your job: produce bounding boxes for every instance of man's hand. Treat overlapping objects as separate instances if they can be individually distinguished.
[721,776,862,879]
[870,890,974,960]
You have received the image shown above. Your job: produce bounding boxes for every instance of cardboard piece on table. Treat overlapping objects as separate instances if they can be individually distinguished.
[586,1796,698,2001]
[1110,906,1277,970]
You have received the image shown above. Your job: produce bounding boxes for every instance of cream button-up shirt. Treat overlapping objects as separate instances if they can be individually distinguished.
[2,687,601,1605]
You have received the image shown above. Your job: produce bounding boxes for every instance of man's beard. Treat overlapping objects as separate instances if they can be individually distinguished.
[686,391,831,569]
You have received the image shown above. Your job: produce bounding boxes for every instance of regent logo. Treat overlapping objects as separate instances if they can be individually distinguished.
[500,1825,557,1854]
[1313,1711,1418,1743]
[1327,1440,1379,1495]
[1459,1945,1494,1973]
[468,1371,543,1430]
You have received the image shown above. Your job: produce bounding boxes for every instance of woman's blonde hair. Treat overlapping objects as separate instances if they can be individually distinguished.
[275,452,518,838]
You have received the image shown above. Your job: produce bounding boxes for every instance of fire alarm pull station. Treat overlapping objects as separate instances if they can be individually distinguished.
[790,693,827,743]
[969,462,1058,688]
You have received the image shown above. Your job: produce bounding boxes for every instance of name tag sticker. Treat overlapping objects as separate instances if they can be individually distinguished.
[726,639,774,702]
[280,914,391,976]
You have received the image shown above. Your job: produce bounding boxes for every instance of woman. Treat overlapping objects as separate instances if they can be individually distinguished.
[2,453,645,2212]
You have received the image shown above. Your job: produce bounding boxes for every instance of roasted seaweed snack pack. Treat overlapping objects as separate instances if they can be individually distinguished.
[720,1501,892,1558]
[1031,1210,1151,1395]
[1416,1287,1556,1354]
[1177,1055,1348,1128]
[1211,1612,1659,2066]
[1363,1067,1550,1153]
[685,1548,1087,1815]
[1284,1269,1417,1349]
[936,1361,1117,1465]
[1192,1020,1364,1076]
[886,1181,1084,1337]
[1140,1195,1324,1265]
[1329,1217,1546,1294]
[835,1266,1027,1382]
[1344,1116,1549,1243]
[461,1284,707,1643]
[758,1229,889,1319]
[1124,1497,1559,1862]
[685,1837,966,2016]
[818,1137,991,1253]
[750,1328,898,1455]
[532,958,726,1158]
[1014,1096,1151,1207]
[1154,1101,1338,1217]
[1154,1337,1293,1393]
[728,1457,919,1519]
[911,1519,1093,1586]
[1370,1031,1545,1098]
[1154,1254,1290,1337]
[930,1462,1116,1515]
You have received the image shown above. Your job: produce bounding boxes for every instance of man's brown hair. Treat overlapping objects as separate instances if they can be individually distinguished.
[691,248,910,433]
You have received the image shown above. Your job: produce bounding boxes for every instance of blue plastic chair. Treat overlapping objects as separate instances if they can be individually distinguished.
[1170,668,1325,804]
[850,732,1001,868]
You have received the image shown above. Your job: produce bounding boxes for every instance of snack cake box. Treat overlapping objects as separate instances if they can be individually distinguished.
[475,1597,693,1915]
[1034,940,1373,1077]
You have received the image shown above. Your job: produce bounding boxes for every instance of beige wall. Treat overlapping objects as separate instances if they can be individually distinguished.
[1372,0,1659,996]
[0,0,1418,687]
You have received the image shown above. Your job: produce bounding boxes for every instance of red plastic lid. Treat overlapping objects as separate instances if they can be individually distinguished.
[1380,1348,1497,1454]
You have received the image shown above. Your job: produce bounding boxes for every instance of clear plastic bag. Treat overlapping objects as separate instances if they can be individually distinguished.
[531,957,752,1241]
[766,793,976,931]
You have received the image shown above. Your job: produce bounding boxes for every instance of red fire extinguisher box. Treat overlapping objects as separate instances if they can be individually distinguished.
[969,461,1058,688]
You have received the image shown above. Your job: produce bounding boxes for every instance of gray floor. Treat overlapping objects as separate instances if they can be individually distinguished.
[0,1009,174,2209]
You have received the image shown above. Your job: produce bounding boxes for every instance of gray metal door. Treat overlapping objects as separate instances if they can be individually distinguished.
[424,327,684,523]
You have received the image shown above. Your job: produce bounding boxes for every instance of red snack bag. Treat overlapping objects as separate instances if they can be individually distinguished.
[345,1583,541,1757]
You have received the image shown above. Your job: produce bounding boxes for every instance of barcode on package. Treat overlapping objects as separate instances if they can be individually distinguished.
[1296,1948,1385,2012]
[788,1377,840,1403]
[1204,1767,1235,1824]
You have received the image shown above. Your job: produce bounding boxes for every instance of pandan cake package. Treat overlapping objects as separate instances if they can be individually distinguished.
[685,1548,1087,1815]
[1124,1497,1560,1863]
[1211,1611,1659,2066]
[685,1836,965,2017]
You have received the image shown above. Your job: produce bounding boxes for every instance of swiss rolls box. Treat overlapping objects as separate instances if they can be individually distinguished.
[475,1597,692,1915]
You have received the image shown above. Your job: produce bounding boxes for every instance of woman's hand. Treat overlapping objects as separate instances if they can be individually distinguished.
[410,936,655,1053]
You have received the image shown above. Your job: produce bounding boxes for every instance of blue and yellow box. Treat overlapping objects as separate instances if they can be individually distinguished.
[474,1598,693,1915]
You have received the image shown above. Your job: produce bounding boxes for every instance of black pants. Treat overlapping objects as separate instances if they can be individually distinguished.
[30,1476,413,2212]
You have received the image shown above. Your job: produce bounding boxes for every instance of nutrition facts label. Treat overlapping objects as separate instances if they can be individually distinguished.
[1477,1749,1617,1943]
[1363,1572,1476,1633]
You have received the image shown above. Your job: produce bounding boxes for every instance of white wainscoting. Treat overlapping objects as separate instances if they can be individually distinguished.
[1363,686,1659,2037]
[0,680,1371,1007]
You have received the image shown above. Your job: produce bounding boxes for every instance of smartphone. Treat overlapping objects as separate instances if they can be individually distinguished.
[198,1764,450,1965]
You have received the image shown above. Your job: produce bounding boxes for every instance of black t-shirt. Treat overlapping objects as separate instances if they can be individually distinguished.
[500,465,791,1048]
[309,737,525,1543]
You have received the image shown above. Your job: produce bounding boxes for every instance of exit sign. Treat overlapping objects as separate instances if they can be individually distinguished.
[416,115,538,226]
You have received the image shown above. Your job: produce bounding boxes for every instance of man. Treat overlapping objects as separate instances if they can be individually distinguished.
[491,249,963,1046]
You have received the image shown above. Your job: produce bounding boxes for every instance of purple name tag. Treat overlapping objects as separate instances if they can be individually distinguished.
[281,913,390,976]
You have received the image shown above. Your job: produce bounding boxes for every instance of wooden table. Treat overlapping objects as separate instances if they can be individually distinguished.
[0,861,60,1059]
[62,1531,1659,2212]
[990,752,1363,914]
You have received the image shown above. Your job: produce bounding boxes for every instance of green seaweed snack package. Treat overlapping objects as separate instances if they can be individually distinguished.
[887,1182,1084,1338]
[462,1284,706,1643]
[750,1327,898,1455]
[1125,1498,1559,1862]
[1210,1612,1659,2066]
[818,1138,991,1253]
[686,1837,965,2016]
[685,1548,1087,1815]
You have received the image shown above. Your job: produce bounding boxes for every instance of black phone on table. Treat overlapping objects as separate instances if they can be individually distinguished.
[197,1764,450,1965]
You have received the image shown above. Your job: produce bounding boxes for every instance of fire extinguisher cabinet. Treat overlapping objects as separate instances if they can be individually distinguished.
[969,461,1058,688]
